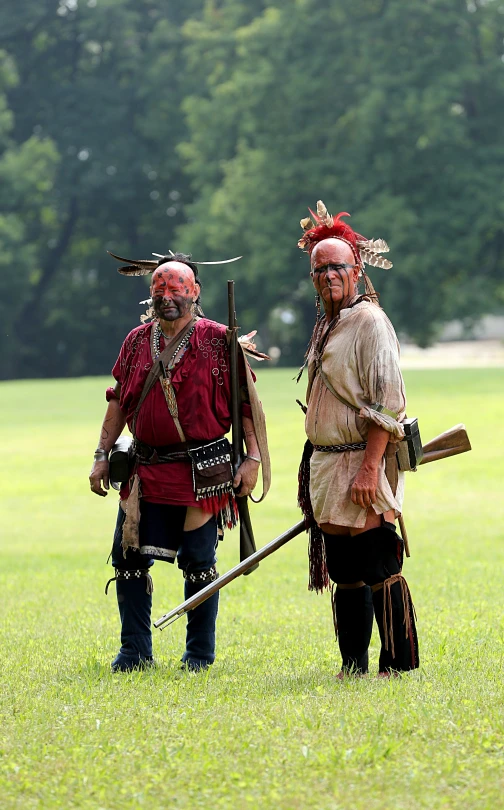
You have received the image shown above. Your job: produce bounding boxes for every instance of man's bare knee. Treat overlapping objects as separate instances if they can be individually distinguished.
[320,522,350,536]
[184,507,212,532]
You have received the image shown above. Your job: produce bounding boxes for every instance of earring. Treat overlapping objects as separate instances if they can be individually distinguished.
[315,294,321,317]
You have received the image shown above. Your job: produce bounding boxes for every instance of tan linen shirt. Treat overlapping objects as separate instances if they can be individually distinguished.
[305,301,406,528]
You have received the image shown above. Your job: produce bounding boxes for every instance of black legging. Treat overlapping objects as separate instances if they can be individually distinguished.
[323,521,403,586]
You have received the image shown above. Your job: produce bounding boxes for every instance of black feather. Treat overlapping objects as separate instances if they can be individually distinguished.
[117,265,154,276]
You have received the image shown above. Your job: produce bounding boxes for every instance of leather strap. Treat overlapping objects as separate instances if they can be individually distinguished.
[319,367,399,421]
[318,368,360,413]
[131,318,196,439]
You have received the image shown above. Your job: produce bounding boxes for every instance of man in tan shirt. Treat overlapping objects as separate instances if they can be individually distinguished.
[298,202,419,677]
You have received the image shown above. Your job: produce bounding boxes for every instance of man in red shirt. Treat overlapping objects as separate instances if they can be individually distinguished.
[90,253,264,672]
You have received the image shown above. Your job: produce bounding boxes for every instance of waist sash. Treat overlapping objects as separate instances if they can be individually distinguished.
[313,441,367,453]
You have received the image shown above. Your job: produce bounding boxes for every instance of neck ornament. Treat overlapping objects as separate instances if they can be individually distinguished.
[152,320,196,365]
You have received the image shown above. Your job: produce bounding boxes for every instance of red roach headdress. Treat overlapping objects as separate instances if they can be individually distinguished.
[298,200,393,270]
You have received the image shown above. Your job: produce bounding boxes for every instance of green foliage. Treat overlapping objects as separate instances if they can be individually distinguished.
[0,0,202,378]
[0,0,503,377]
[1,367,503,808]
[178,0,504,354]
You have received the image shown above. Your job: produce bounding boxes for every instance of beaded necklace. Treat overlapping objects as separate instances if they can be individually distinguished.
[152,320,196,366]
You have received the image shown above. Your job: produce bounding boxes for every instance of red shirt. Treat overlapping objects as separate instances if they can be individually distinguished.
[109,318,252,506]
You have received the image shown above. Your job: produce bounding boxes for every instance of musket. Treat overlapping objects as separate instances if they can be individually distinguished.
[400,423,471,557]
[419,423,471,465]
[153,423,472,628]
[227,280,258,573]
[154,520,305,629]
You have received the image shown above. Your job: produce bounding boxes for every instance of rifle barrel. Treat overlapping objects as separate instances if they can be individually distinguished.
[227,279,258,570]
[153,520,305,630]
[227,280,241,467]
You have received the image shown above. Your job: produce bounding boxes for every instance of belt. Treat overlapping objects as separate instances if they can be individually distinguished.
[313,441,367,453]
[134,437,224,464]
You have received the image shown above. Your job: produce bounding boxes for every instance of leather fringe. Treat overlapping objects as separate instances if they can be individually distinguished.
[330,583,338,639]
[121,473,141,557]
[218,492,239,531]
[297,439,330,593]
[378,574,417,660]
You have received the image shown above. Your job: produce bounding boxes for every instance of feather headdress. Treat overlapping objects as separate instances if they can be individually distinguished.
[108,251,242,276]
[298,200,393,270]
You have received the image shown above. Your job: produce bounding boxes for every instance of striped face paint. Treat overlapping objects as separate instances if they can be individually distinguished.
[150,262,198,322]
[310,238,360,318]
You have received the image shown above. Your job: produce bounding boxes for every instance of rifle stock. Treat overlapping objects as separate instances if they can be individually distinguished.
[227,280,258,572]
[420,423,471,466]
[154,520,305,629]
[153,421,471,629]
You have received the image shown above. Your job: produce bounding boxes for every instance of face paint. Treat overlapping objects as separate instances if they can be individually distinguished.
[310,239,359,319]
[150,262,197,323]
[312,263,354,303]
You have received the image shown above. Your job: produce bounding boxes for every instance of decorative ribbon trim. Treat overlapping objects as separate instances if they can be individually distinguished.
[140,545,177,560]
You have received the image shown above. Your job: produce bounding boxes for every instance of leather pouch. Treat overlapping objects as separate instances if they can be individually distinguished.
[397,417,423,471]
[109,435,133,490]
[187,437,234,500]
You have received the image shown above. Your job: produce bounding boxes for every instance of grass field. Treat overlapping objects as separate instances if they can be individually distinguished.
[1,368,503,810]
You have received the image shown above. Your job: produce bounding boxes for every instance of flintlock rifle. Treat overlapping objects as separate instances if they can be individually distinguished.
[227,280,259,573]
[154,424,471,630]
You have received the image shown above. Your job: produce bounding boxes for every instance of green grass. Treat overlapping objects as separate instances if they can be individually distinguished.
[1,368,503,810]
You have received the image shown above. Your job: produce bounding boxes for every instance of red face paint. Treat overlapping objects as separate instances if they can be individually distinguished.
[150,262,197,322]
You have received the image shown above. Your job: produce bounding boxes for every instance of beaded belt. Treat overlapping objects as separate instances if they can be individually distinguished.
[134,438,223,465]
[313,441,367,453]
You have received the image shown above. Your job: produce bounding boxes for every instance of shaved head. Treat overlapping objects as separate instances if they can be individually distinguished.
[151,261,197,296]
[311,238,357,271]
[150,261,199,323]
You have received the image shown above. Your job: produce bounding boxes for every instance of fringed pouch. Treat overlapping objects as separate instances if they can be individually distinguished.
[187,437,234,501]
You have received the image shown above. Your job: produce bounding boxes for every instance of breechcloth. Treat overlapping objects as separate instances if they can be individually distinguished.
[323,523,419,672]
[110,502,219,571]
[108,503,220,670]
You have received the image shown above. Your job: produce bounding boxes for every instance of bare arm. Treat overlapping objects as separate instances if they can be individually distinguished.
[351,422,390,509]
[232,414,260,497]
[89,383,127,497]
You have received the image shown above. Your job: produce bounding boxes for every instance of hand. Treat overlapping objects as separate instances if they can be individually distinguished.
[233,458,260,497]
[351,462,378,509]
[89,460,110,497]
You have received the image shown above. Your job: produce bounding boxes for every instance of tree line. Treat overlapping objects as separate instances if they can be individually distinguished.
[1,0,503,379]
